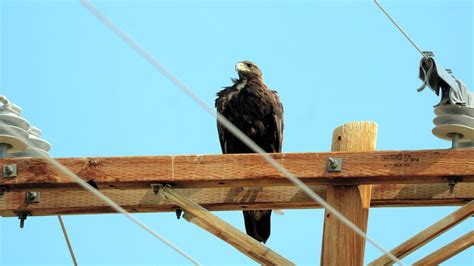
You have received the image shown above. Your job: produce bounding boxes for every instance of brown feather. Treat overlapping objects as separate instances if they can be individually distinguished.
[215,62,284,243]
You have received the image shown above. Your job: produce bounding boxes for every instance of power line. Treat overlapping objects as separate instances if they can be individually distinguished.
[374,0,427,59]
[79,0,403,264]
[57,215,78,266]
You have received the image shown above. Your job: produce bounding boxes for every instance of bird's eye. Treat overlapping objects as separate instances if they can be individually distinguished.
[246,63,252,68]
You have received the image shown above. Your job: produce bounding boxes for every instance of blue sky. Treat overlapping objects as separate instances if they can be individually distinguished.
[1,0,473,265]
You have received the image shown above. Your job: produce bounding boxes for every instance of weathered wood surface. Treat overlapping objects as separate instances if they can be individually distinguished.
[159,186,294,266]
[413,231,473,265]
[321,121,377,266]
[1,148,473,217]
[369,200,474,265]
[1,183,472,217]
[0,148,473,191]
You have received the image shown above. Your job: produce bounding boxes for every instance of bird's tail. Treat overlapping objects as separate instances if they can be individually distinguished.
[242,210,272,243]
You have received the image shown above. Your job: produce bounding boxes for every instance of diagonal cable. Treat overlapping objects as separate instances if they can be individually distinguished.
[374,0,427,58]
[57,215,79,266]
[0,120,200,266]
[79,0,403,264]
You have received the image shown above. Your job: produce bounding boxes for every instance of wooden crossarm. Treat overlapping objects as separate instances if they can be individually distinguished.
[0,149,473,217]
[0,149,473,192]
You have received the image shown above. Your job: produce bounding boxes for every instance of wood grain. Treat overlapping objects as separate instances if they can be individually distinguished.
[1,183,472,217]
[0,148,473,192]
[160,186,294,266]
[321,121,377,266]
[412,231,473,265]
[368,200,474,265]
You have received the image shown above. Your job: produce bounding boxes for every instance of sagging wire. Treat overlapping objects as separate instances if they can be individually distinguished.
[79,0,403,264]
[0,121,200,266]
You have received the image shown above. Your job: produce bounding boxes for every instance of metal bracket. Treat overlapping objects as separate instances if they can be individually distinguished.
[151,184,185,220]
[0,186,7,197]
[3,164,17,178]
[327,157,342,172]
[151,183,163,195]
[151,183,173,199]
[25,191,41,203]
[182,212,193,222]
[447,176,460,194]
[18,211,31,229]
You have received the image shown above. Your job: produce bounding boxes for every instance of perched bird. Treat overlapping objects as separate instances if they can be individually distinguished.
[215,61,284,243]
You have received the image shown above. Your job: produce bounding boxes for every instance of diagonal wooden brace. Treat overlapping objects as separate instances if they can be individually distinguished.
[413,231,473,265]
[369,200,474,265]
[153,184,295,266]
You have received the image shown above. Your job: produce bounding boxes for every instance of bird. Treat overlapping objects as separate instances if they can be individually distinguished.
[215,60,284,243]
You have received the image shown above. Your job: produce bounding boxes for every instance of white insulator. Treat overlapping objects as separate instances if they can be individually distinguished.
[434,105,474,116]
[27,126,51,152]
[0,96,51,156]
[432,105,474,144]
[0,124,29,153]
[8,147,50,158]
[0,97,30,130]
[8,126,51,158]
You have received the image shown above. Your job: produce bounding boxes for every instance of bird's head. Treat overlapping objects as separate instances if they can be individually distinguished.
[235,61,262,80]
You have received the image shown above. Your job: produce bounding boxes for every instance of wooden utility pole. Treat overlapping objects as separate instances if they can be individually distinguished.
[321,121,377,266]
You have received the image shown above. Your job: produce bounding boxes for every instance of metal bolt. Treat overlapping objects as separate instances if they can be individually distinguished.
[3,164,17,178]
[27,192,36,201]
[18,212,31,229]
[328,158,339,169]
[327,157,342,172]
[151,184,162,195]
[25,191,40,203]
[4,165,12,175]
[3,164,16,177]
[447,177,459,194]
[175,208,183,220]
[448,133,462,149]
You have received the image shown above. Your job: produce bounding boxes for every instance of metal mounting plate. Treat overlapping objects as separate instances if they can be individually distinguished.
[25,191,41,203]
[327,157,342,172]
[3,164,17,178]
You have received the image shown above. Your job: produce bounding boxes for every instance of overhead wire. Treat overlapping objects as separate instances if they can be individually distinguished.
[57,215,79,266]
[374,0,428,59]
[79,0,403,264]
[0,121,200,266]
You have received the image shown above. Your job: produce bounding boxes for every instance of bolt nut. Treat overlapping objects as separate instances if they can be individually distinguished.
[3,164,17,178]
[5,166,13,175]
[327,157,342,172]
[328,158,339,168]
[25,191,40,203]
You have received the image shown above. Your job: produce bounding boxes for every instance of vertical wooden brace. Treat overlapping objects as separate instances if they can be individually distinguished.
[321,121,378,266]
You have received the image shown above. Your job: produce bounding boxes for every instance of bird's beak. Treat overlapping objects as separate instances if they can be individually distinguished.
[236,62,250,73]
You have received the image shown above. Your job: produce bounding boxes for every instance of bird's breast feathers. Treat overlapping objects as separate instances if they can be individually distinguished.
[216,79,281,120]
